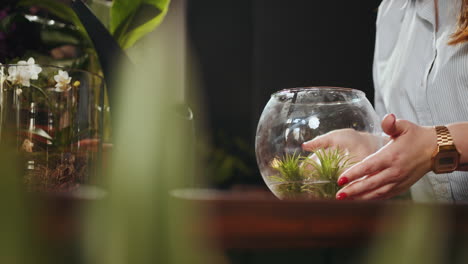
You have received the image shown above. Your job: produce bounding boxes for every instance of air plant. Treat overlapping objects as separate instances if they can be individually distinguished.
[269,152,306,197]
[268,148,354,199]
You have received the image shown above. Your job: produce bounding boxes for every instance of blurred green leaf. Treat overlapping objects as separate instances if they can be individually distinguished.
[82,31,223,263]
[41,28,81,46]
[110,0,170,49]
[88,0,112,29]
[0,143,30,263]
[17,0,90,43]
[366,205,447,264]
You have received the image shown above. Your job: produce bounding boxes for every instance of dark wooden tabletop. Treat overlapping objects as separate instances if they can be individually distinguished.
[38,186,468,252]
[173,188,468,250]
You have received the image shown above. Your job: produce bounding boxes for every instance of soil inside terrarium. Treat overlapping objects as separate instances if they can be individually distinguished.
[23,151,90,192]
[16,104,95,192]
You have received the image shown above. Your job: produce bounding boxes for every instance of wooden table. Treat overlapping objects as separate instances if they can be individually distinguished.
[173,189,468,250]
[38,188,468,263]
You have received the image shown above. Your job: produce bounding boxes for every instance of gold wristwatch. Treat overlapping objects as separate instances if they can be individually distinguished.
[431,126,460,174]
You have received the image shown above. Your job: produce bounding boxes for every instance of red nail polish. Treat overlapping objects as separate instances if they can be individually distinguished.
[336,193,348,200]
[338,177,349,186]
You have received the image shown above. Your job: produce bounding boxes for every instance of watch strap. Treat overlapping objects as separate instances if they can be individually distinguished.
[434,125,466,171]
[458,163,468,171]
[435,126,454,146]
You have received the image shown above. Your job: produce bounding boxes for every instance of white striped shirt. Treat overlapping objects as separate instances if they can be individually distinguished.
[374,0,468,202]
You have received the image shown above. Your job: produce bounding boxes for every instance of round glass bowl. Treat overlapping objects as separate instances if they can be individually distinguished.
[255,87,381,200]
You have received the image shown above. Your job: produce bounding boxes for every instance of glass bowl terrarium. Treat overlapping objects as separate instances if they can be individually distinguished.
[255,87,381,200]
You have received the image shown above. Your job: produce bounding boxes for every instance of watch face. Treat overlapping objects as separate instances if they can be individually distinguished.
[434,151,459,173]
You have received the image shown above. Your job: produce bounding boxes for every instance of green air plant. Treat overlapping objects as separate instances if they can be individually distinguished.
[269,152,305,198]
[269,148,354,199]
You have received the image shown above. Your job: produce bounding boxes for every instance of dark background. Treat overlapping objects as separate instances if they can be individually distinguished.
[187,0,382,187]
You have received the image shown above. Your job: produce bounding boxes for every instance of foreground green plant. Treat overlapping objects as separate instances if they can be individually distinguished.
[268,148,354,199]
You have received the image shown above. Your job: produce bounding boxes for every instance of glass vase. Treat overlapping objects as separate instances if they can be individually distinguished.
[255,87,381,200]
[0,63,104,192]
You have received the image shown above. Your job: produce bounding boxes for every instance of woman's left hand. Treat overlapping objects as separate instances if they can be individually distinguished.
[336,114,437,200]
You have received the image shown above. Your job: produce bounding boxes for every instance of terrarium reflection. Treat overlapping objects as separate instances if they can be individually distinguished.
[0,61,104,192]
[255,87,381,199]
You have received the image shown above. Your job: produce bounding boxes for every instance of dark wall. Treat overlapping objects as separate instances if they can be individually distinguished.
[251,1,380,126]
[188,0,381,187]
[188,0,254,141]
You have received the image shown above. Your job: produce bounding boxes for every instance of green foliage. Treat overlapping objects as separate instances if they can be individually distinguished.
[15,0,96,69]
[304,148,354,182]
[0,144,30,264]
[269,148,354,199]
[365,206,447,264]
[17,0,170,50]
[82,32,221,263]
[17,0,90,44]
[200,130,255,186]
[269,152,305,183]
[111,0,171,49]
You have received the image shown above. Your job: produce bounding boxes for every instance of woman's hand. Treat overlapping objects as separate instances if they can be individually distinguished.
[302,128,386,165]
[335,114,437,200]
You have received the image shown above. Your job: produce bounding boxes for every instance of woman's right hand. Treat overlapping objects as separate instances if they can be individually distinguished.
[302,128,387,165]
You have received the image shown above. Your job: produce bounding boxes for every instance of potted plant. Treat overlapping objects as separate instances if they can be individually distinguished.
[0,58,104,191]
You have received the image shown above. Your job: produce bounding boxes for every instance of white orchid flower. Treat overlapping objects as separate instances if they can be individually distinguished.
[6,57,42,87]
[54,70,72,92]
[21,57,42,80]
[7,65,31,87]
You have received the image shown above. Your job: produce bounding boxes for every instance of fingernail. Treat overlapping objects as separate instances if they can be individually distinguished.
[338,177,349,186]
[384,113,396,124]
[390,113,396,124]
[336,192,348,200]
